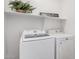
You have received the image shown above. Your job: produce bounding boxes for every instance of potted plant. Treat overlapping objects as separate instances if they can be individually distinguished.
[8,0,35,13]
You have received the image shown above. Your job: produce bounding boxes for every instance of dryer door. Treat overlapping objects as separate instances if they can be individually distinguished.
[20,38,55,59]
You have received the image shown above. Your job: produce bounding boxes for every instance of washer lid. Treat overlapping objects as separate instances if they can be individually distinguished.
[21,30,53,42]
[22,35,53,42]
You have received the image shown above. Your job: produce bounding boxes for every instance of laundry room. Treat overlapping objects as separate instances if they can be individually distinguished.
[4,0,75,59]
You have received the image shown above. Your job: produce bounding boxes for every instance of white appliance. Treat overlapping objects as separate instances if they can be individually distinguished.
[20,30,74,59]
[52,34,75,59]
[20,30,56,59]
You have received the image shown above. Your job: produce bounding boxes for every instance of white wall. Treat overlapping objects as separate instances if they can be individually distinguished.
[30,0,61,15]
[60,0,75,34]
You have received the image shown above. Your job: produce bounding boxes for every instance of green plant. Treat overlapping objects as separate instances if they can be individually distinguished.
[9,0,35,13]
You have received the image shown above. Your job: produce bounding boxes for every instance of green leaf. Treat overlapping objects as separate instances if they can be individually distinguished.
[8,0,36,13]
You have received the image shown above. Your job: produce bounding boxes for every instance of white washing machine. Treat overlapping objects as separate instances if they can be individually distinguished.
[20,30,56,59]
